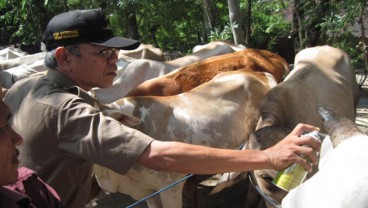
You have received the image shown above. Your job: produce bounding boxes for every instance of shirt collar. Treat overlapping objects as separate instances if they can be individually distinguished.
[45,68,76,89]
[45,69,98,107]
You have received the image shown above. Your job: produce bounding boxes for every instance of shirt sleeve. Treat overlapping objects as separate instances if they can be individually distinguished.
[56,96,154,174]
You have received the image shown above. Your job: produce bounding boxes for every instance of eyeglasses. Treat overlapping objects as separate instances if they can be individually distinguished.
[97,48,119,59]
[66,45,119,59]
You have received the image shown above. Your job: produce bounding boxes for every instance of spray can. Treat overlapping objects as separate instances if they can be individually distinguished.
[272,131,321,191]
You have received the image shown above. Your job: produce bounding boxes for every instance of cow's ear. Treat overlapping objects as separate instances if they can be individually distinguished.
[102,109,141,127]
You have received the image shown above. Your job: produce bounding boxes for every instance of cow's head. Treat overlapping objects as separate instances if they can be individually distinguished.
[247,126,290,206]
[249,106,356,207]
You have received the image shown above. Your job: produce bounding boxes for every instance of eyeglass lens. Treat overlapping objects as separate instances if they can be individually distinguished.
[100,49,118,58]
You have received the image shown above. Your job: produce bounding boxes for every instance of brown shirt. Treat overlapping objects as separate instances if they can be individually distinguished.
[3,69,153,208]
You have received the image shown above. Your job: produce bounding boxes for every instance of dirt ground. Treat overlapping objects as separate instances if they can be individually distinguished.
[86,76,368,208]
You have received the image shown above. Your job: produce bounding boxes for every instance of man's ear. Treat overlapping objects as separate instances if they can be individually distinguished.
[54,47,72,72]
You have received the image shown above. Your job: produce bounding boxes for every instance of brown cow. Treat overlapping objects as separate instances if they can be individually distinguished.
[91,41,245,103]
[126,49,289,97]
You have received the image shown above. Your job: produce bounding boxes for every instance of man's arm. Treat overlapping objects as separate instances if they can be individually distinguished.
[137,123,321,174]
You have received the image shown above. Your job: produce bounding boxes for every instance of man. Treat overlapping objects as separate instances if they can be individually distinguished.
[0,99,27,207]
[0,99,61,207]
[3,9,321,208]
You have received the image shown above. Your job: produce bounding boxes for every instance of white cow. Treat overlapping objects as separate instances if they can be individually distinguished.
[0,50,45,71]
[192,40,246,53]
[119,44,165,61]
[90,59,176,104]
[282,105,368,208]
[0,47,27,61]
[115,44,165,74]
[212,45,360,207]
[0,51,47,89]
[91,41,245,104]
[93,70,278,208]
[167,41,245,68]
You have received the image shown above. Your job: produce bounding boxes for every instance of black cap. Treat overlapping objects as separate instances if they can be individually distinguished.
[42,9,140,51]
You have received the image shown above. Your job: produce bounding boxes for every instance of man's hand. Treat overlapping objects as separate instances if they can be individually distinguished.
[263,123,321,171]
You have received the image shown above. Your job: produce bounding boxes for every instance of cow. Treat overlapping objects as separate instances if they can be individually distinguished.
[192,40,246,53]
[0,51,45,71]
[126,48,290,97]
[91,41,248,104]
[90,59,176,104]
[0,58,47,89]
[0,51,47,89]
[115,44,165,74]
[93,70,278,208]
[0,47,27,61]
[282,105,368,208]
[212,45,361,207]
[165,43,234,68]
[0,44,163,91]
[119,44,165,61]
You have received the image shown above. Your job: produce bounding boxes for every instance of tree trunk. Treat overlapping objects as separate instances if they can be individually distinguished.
[148,25,160,48]
[245,0,251,46]
[202,0,213,42]
[306,0,329,46]
[227,0,244,44]
[291,0,303,51]
[126,7,140,40]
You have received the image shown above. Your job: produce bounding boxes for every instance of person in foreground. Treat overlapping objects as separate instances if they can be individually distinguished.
[3,8,321,208]
[0,99,62,207]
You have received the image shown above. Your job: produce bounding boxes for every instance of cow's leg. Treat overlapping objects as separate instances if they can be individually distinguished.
[146,195,163,208]
[182,176,198,208]
[159,183,184,208]
[244,183,265,208]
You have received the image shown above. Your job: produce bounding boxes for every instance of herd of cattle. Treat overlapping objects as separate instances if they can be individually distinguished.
[0,42,366,208]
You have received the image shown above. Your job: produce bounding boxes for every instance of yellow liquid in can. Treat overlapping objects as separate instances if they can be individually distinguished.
[273,131,321,191]
[272,162,308,191]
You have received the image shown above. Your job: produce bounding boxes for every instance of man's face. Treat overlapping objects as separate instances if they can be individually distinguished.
[0,100,23,185]
[65,43,119,91]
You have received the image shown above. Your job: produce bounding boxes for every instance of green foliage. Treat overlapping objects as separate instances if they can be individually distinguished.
[0,0,67,48]
[316,1,358,43]
[332,33,365,70]
[249,0,290,49]
[315,0,367,70]
[0,0,41,45]
[112,0,207,52]
[209,22,233,42]
[0,0,366,69]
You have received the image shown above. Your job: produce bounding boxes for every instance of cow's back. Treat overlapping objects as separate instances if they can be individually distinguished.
[123,70,276,145]
[257,45,360,131]
[127,49,289,97]
[95,70,278,208]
